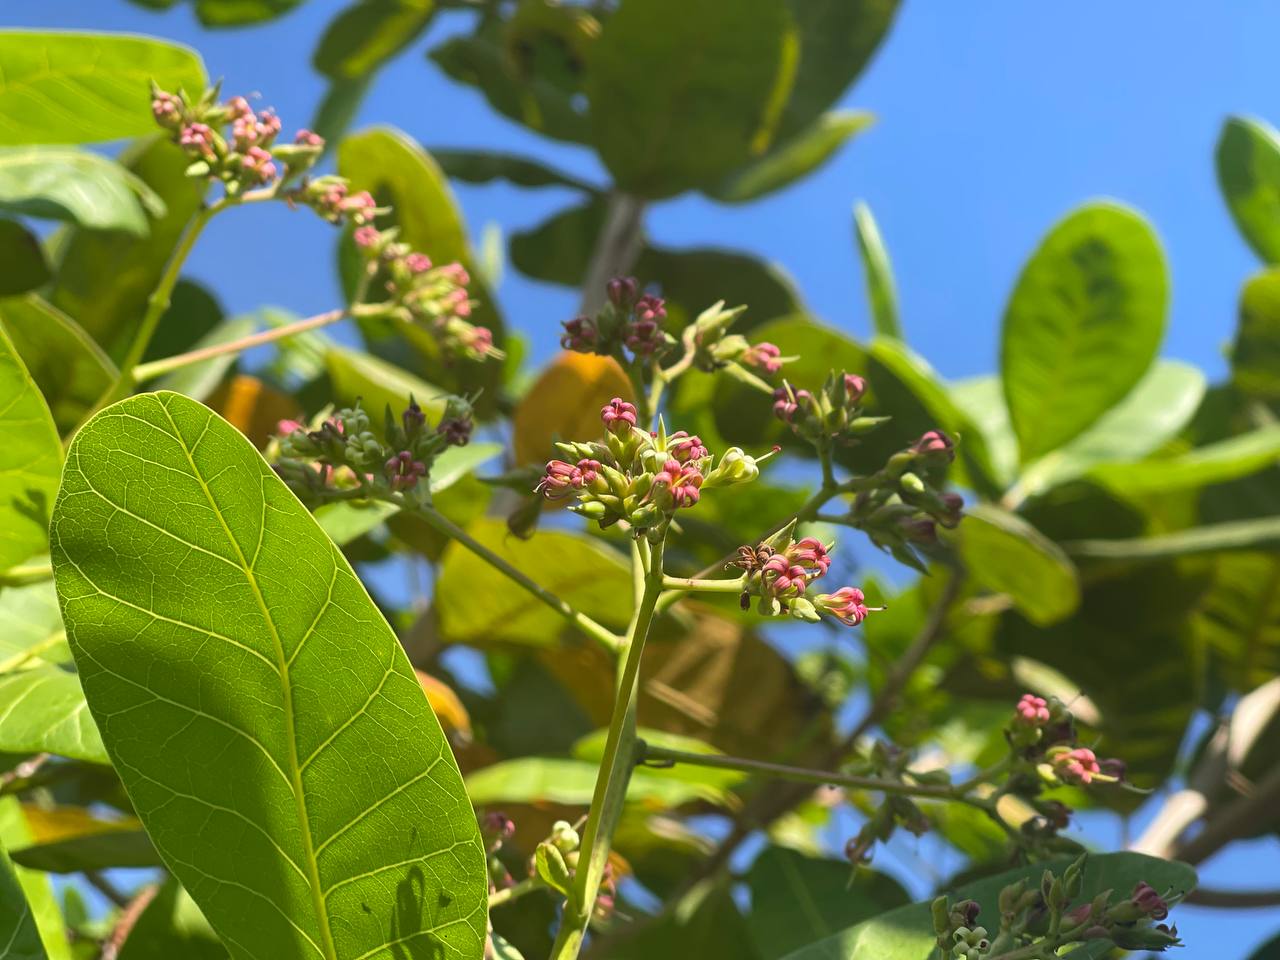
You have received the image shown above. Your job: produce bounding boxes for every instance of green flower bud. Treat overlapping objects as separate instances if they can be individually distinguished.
[550,820,580,853]
[703,447,760,489]
[900,472,926,495]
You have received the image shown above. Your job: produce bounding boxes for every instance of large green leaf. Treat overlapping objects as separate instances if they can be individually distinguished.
[950,376,1018,490]
[0,295,117,435]
[746,847,909,960]
[1193,553,1280,694]
[0,799,69,960]
[773,0,899,142]
[782,853,1195,960]
[325,345,448,426]
[0,325,61,572]
[1066,516,1280,561]
[1090,424,1280,496]
[1001,202,1168,462]
[431,149,596,193]
[708,111,874,204]
[50,391,487,960]
[50,137,206,362]
[314,0,435,80]
[0,148,163,236]
[0,219,49,297]
[0,666,106,764]
[0,838,47,960]
[119,879,229,960]
[0,32,204,146]
[957,504,1079,626]
[587,0,797,198]
[435,519,632,647]
[1011,360,1205,502]
[1232,268,1280,400]
[853,201,900,339]
[1217,116,1280,264]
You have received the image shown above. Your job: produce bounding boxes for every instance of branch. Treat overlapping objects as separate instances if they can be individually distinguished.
[1185,887,1280,909]
[579,192,646,315]
[1174,761,1280,865]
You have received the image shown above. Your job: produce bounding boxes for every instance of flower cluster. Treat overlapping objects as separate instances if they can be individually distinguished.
[681,298,794,375]
[837,428,965,572]
[480,811,516,894]
[151,83,323,195]
[731,523,881,628]
[350,228,499,362]
[1003,693,1127,799]
[931,857,1183,958]
[772,371,887,446]
[560,276,673,360]
[272,394,473,506]
[536,398,766,540]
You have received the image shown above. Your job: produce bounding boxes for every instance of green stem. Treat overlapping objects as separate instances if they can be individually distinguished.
[411,505,623,655]
[660,573,746,594]
[637,743,982,803]
[0,559,53,586]
[487,876,542,909]
[132,306,353,383]
[548,537,666,960]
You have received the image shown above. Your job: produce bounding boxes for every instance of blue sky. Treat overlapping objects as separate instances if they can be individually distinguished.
[13,1,1280,955]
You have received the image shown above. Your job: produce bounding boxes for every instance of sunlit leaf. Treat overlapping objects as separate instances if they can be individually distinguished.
[513,352,630,465]
[1065,516,1280,561]
[1001,202,1168,462]
[0,798,70,960]
[51,391,487,960]
[1090,424,1280,496]
[1192,553,1280,695]
[853,201,900,339]
[0,580,69,671]
[1217,116,1280,264]
[1232,267,1280,400]
[587,0,797,198]
[9,805,156,873]
[0,666,106,764]
[0,294,117,435]
[709,110,874,204]
[0,325,60,572]
[956,504,1079,627]
[0,837,47,960]
[0,32,205,145]
[194,0,306,26]
[314,0,435,80]
[0,148,163,236]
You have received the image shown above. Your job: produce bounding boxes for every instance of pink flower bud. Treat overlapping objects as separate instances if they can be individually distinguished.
[788,536,831,576]
[277,419,304,436]
[911,429,954,462]
[624,316,665,357]
[405,252,432,274]
[843,374,867,404]
[560,315,598,352]
[294,128,324,148]
[667,431,707,462]
[462,326,493,358]
[343,190,378,225]
[151,91,183,127]
[816,586,873,626]
[1015,693,1051,727]
[1052,747,1101,785]
[635,294,666,323]
[1130,882,1169,920]
[242,145,278,184]
[538,459,601,499]
[763,556,809,598]
[742,341,784,374]
[179,123,216,159]
[438,262,470,286]
[353,225,381,249]
[653,458,703,508]
[607,275,639,308]
[772,386,811,424]
[601,398,638,434]
[227,96,254,121]
[385,450,427,492]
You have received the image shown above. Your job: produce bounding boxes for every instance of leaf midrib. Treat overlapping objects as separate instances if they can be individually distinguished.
[159,398,338,960]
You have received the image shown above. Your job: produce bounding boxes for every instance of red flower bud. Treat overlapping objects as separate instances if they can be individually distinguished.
[911,429,954,462]
[742,341,784,374]
[601,398,638,434]
[606,275,639,308]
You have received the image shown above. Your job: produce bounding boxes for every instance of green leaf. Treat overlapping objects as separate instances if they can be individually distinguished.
[431,149,596,193]
[609,882,759,960]
[853,201,900,339]
[773,0,900,142]
[313,0,435,80]
[508,200,606,287]
[0,838,47,960]
[0,799,70,960]
[50,391,487,960]
[1065,516,1280,561]
[464,757,737,809]
[9,807,157,873]
[194,0,305,26]
[781,853,1195,960]
[0,32,205,145]
[746,847,909,960]
[155,315,255,401]
[118,879,229,960]
[0,295,118,435]
[709,110,874,203]
[435,519,632,647]
[1011,359,1205,502]
[1001,201,1169,462]
[586,0,798,198]
[428,21,591,145]
[0,666,106,764]
[950,376,1018,490]
[636,246,804,333]
[0,580,69,671]
[0,219,49,297]
[0,324,60,572]
[487,932,524,960]
[1232,268,1280,400]
[1193,553,1280,694]
[1217,116,1280,263]
[957,504,1080,626]
[50,137,206,363]
[325,345,449,426]
[1090,424,1280,496]
[0,148,163,236]
[310,76,372,147]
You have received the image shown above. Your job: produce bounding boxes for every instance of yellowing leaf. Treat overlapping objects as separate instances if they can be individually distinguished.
[513,351,630,465]
[415,669,472,744]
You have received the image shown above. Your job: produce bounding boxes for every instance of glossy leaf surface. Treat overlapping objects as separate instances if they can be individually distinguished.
[0,326,61,572]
